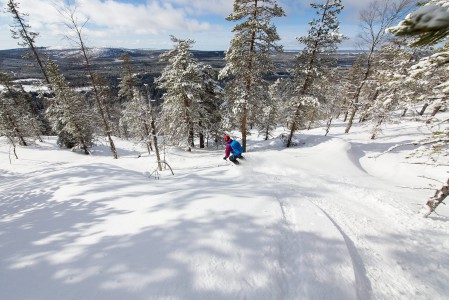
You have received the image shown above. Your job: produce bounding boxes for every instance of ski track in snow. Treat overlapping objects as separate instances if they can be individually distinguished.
[240,136,448,300]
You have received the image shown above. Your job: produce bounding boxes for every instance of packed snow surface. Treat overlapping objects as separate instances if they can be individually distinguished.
[1,119,448,300]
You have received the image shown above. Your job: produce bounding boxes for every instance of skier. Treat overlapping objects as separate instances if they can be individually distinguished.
[223,135,244,163]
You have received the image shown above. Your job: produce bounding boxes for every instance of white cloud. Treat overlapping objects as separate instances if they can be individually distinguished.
[163,0,233,16]
[0,0,214,39]
[0,0,374,50]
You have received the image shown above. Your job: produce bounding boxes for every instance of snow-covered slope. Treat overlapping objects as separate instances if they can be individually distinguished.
[0,119,448,299]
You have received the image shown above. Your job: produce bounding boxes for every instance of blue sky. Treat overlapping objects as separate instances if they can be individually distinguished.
[0,0,388,51]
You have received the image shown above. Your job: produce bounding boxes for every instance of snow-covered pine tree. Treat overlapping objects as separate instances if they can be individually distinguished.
[344,0,416,134]
[258,79,281,140]
[119,88,154,156]
[6,0,50,85]
[118,53,136,103]
[0,73,43,146]
[45,60,93,154]
[156,36,205,151]
[196,65,223,148]
[387,0,449,46]
[286,0,345,147]
[220,0,285,151]
[117,52,139,138]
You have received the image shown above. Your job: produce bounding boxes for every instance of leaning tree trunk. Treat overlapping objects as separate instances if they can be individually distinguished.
[8,0,50,85]
[419,103,429,116]
[430,105,442,117]
[68,11,117,159]
[424,178,449,217]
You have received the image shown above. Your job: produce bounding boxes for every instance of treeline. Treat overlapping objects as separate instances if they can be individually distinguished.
[1,0,448,214]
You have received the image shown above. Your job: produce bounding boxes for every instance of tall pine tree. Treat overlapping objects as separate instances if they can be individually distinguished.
[220,0,284,151]
[156,36,207,151]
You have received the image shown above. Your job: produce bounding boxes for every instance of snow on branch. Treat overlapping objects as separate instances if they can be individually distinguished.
[387,3,449,46]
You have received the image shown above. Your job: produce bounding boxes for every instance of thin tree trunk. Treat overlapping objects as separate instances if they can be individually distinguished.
[401,108,408,117]
[419,103,428,116]
[425,178,449,217]
[143,122,152,156]
[68,13,117,159]
[7,136,19,161]
[8,0,50,85]
[183,94,194,151]
[345,44,376,134]
[199,121,205,148]
[371,117,384,140]
[430,105,441,117]
[325,115,333,136]
[240,0,259,153]
[149,115,162,172]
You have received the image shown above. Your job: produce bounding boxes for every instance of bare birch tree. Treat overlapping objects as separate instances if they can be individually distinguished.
[344,0,417,134]
[59,6,118,159]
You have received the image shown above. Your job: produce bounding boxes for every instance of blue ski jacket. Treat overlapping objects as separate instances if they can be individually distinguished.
[225,139,243,158]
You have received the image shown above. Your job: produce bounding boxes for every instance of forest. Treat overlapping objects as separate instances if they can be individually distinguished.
[1,0,448,214]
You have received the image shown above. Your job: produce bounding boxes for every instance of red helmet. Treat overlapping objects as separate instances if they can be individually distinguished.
[223,135,230,142]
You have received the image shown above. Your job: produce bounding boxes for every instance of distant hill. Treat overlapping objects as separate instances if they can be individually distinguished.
[0,47,360,85]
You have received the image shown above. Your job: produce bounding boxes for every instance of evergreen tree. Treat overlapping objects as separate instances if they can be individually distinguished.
[387,0,449,46]
[120,88,153,155]
[197,65,223,148]
[45,60,93,154]
[220,0,285,151]
[286,0,345,147]
[156,36,218,151]
[388,0,449,216]
[117,52,137,104]
[259,79,281,140]
[0,73,43,146]
[117,52,139,138]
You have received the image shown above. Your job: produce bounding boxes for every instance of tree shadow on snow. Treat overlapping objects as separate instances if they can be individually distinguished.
[0,163,360,300]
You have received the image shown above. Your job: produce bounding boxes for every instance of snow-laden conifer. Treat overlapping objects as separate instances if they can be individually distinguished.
[117,52,139,138]
[387,0,449,46]
[220,0,285,151]
[0,73,44,147]
[45,60,93,154]
[387,0,449,216]
[156,36,218,151]
[119,88,155,155]
[258,79,281,140]
[196,65,223,148]
[117,53,137,103]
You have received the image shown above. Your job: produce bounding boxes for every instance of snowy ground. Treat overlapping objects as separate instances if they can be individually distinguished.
[1,118,448,300]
